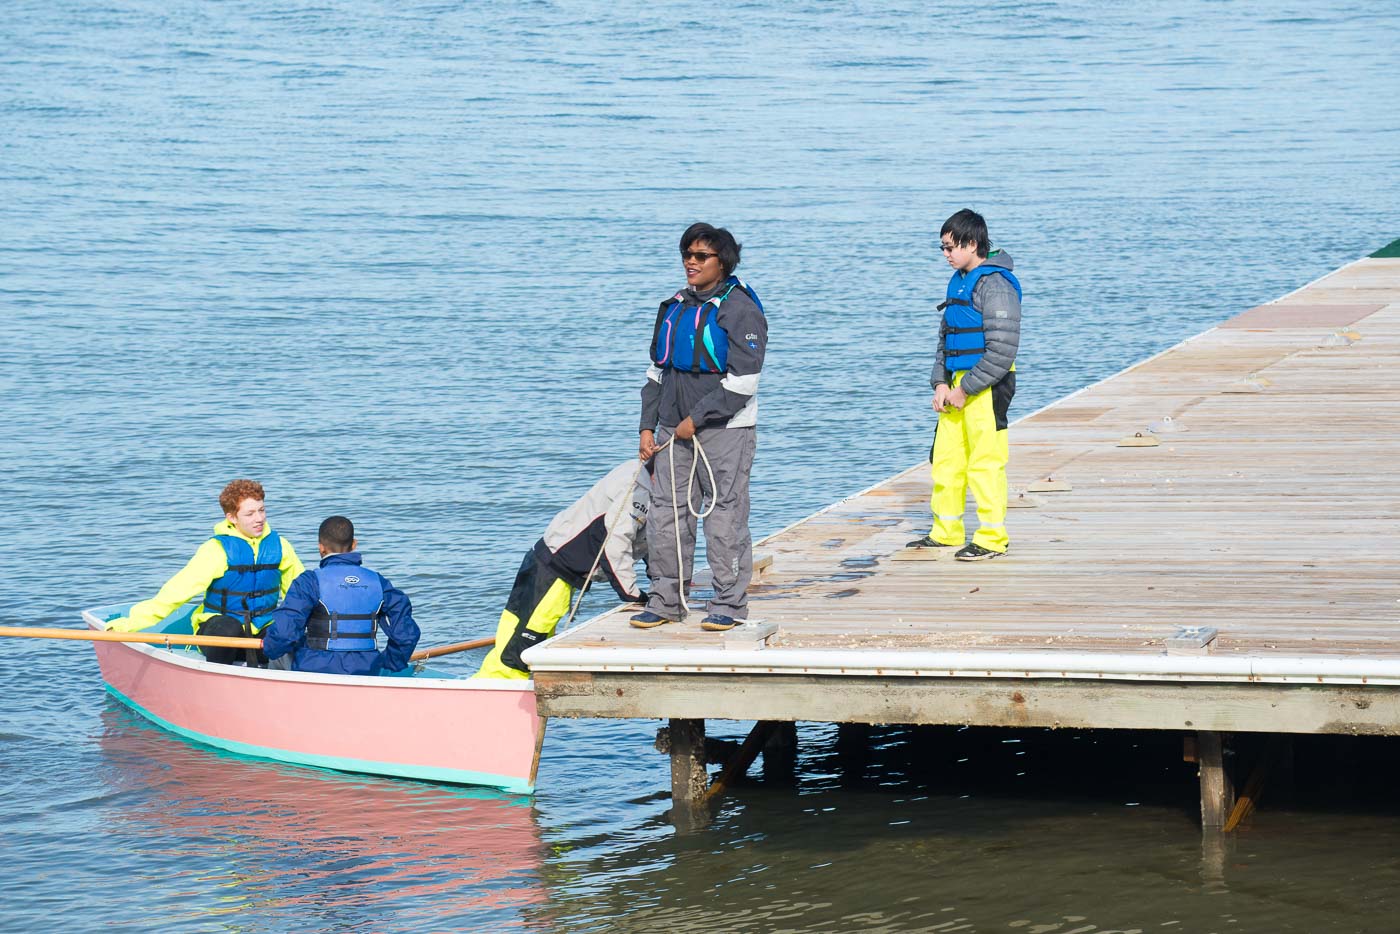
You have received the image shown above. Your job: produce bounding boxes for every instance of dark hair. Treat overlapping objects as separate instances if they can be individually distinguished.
[318,515,355,552]
[940,208,990,258]
[680,222,742,276]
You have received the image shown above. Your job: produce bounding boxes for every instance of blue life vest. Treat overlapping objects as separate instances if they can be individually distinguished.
[653,276,763,373]
[203,534,284,633]
[938,262,1022,373]
[306,563,384,653]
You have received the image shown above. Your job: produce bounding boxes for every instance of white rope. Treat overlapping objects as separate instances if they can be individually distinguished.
[667,431,715,620]
[560,428,716,628]
[562,439,671,629]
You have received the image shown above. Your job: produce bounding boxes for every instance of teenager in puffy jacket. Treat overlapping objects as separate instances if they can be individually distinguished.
[908,208,1022,561]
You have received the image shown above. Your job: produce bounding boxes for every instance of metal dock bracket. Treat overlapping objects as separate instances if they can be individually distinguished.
[1166,626,1219,655]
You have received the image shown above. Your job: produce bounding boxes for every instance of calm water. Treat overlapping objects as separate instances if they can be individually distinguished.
[4,1,1400,930]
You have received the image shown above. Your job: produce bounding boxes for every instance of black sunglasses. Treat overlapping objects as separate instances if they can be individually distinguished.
[681,250,719,263]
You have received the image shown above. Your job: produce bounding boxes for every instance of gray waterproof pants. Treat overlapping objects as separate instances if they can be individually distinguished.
[644,425,756,620]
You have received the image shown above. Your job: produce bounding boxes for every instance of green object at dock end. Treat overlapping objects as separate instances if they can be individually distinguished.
[1371,238,1400,258]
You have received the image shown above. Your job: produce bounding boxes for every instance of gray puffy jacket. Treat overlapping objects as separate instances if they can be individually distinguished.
[931,250,1021,398]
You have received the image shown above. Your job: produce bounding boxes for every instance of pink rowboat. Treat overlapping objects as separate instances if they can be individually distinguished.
[82,602,544,794]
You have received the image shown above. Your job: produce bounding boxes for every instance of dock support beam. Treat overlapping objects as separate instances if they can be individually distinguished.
[705,721,779,806]
[836,721,871,782]
[667,718,708,824]
[762,721,799,782]
[1197,731,1235,829]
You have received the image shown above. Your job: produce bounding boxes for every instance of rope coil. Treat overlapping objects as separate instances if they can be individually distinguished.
[667,432,715,619]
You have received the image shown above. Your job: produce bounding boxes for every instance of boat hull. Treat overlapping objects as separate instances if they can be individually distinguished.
[83,605,541,793]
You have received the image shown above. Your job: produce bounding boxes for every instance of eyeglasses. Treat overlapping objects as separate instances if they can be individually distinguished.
[681,250,719,263]
[939,242,958,253]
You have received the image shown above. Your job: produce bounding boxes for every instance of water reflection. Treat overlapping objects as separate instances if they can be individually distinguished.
[97,706,547,930]
[530,724,1400,933]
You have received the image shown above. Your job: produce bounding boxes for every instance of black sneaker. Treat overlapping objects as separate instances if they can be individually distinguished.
[905,535,954,549]
[955,543,1006,561]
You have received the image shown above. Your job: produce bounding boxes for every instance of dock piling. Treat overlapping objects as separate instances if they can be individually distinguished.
[762,721,799,782]
[1197,731,1235,829]
[667,718,709,824]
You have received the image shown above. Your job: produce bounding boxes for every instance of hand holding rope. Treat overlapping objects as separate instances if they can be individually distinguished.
[561,426,716,628]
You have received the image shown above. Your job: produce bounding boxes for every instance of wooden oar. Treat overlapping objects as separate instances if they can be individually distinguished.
[0,627,260,650]
[3,627,494,663]
[409,636,494,661]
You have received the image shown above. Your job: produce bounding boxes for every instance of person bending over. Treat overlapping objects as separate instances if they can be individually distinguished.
[474,459,652,680]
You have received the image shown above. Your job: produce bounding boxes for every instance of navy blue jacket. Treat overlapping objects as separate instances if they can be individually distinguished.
[263,552,421,676]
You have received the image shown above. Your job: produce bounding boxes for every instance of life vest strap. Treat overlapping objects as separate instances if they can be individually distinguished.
[329,610,378,638]
[937,298,972,311]
[945,326,984,335]
[710,282,738,307]
[211,586,280,598]
[305,636,378,651]
[225,562,281,573]
[309,609,379,651]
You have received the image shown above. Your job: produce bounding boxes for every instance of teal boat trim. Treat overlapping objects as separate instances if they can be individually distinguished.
[104,683,534,794]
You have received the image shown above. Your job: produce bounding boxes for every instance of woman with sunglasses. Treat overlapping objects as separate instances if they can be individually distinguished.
[631,222,767,634]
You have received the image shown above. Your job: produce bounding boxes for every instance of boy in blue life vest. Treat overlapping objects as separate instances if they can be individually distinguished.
[262,516,421,676]
[105,478,305,666]
[260,515,417,674]
[908,208,1022,560]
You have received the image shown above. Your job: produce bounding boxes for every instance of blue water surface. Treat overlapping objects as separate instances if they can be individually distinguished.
[4,1,1400,931]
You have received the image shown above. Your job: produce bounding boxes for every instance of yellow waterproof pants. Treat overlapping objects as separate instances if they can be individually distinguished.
[474,551,575,680]
[929,370,1014,553]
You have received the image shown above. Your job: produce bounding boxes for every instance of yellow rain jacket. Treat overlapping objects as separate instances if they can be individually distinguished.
[106,520,305,633]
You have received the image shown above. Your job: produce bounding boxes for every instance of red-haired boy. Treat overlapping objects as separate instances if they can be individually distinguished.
[107,479,305,665]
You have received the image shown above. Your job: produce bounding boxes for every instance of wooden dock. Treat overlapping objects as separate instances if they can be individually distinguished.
[525,253,1400,826]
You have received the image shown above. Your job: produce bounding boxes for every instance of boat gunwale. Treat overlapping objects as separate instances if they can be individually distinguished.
[82,604,530,694]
